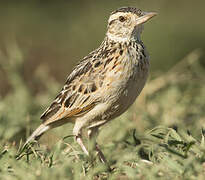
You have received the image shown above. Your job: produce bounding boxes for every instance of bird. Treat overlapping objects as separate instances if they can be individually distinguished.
[24,7,157,162]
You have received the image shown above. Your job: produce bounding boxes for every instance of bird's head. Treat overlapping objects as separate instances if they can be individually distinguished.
[107,7,157,43]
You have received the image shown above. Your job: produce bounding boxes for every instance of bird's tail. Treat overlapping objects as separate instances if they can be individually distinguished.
[24,124,50,145]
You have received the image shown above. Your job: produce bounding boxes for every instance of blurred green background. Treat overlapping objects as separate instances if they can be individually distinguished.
[0,0,204,95]
[0,1,205,179]
[0,0,205,141]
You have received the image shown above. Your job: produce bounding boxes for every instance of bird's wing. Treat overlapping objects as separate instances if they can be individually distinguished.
[40,49,105,125]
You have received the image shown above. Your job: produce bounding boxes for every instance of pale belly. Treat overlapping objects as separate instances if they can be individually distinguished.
[101,61,149,121]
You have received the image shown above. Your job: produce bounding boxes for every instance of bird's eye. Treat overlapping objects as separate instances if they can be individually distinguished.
[119,16,126,22]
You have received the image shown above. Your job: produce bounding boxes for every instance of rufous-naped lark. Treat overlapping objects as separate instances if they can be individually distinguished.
[25,7,157,162]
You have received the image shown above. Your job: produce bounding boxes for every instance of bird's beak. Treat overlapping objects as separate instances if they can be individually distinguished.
[136,12,157,25]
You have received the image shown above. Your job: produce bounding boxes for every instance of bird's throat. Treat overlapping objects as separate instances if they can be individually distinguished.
[106,33,130,43]
[107,29,142,43]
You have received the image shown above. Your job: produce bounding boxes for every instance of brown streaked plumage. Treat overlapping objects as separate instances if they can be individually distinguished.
[24,7,157,162]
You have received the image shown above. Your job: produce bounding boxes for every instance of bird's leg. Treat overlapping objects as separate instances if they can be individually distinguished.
[95,143,107,164]
[76,135,89,155]
[87,128,107,164]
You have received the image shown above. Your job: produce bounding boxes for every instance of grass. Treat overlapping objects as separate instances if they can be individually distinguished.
[0,41,205,179]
